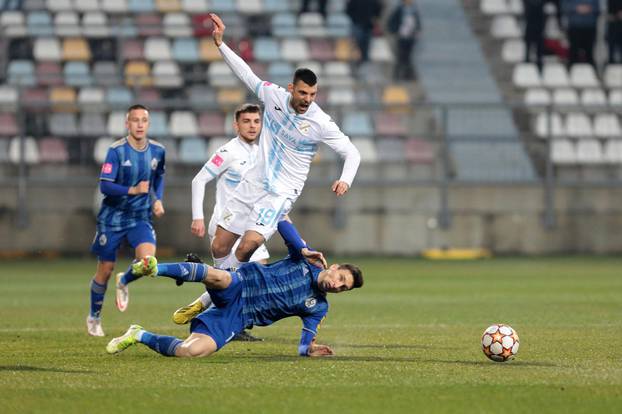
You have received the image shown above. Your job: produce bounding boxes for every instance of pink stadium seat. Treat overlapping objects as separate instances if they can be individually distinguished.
[39,137,69,163]
[198,111,226,136]
[121,39,145,60]
[21,87,49,111]
[374,112,409,136]
[36,62,63,86]
[136,14,163,37]
[405,138,435,164]
[309,39,335,61]
[0,113,19,136]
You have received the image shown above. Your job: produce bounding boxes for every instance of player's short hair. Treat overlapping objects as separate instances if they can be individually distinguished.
[293,68,317,87]
[234,103,261,121]
[339,263,363,289]
[126,104,149,115]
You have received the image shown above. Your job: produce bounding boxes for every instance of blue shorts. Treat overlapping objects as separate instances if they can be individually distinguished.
[90,221,156,262]
[190,272,247,350]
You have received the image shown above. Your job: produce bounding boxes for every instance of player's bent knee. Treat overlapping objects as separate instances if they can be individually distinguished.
[177,334,217,357]
[211,239,233,258]
[236,239,261,261]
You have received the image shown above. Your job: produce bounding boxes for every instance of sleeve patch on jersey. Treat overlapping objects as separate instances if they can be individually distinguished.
[263,81,272,86]
[211,154,224,167]
[101,163,113,174]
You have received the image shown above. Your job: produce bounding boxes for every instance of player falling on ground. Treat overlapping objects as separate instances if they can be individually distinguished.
[87,104,166,336]
[106,220,363,358]
[182,103,269,341]
[206,13,361,272]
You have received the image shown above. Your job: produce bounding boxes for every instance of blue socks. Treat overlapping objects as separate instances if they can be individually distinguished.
[156,262,210,283]
[138,331,183,357]
[119,264,140,286]
[89,278,107,318]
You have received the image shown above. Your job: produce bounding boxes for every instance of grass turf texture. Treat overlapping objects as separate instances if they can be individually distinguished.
[0,257,620,413]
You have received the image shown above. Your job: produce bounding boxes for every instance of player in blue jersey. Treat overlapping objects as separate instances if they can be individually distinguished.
[87,104,166,337]
[106,220,363,357]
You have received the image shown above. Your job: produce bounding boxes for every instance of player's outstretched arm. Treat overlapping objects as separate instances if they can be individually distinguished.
[209,13,263,96]
[277,220,327,269]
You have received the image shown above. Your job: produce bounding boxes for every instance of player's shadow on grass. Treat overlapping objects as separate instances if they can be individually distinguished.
[418,359,562,368]
[223,354,420,363]
[0,365,94,374]
[265,337,444,351]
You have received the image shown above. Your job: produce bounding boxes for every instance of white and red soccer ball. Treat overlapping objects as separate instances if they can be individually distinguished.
[481,324,519,362]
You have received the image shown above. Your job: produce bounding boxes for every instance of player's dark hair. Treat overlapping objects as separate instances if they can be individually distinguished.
[293,68,317,87]
[234,103,261,121]
[339,263,363,289]
[126,104,149,114]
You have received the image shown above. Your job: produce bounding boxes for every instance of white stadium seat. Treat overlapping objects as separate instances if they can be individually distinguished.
[512,63,541,88]
[490,15,521,39]
[542,63,569,88]
[569,64,599,88]
[593,114,622,138]
[551,139,576,164]
[502,39,525,63]
[524,88,551,106]
[576,139,603,164]
[534,112,564,138]
[603,139,622,163]
[565,113,593,138]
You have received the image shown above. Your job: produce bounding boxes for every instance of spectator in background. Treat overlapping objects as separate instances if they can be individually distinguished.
[562,0,600,68]
[300,0,328,18]
[523,0,546,72]
[387,0,422,81]
[346,0,383,64]
[607,0,622,63]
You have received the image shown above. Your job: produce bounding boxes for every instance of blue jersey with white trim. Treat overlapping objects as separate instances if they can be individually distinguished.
[97,138,165,231]
[238,256,328,334]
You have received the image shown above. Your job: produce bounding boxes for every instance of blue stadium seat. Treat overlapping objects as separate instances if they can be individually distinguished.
[26,11,53,36]
[188,86,218,110]
[64,62,93,87]
[172,38,199,63]
[267,61,294,87]
[253,37,281,62]
[263,0,292,13]
[179,136,208,164]
[117,17,138,37]
[210,0,236,13]
[148,111,169,137]
[341,112,373,136]
[49,113,79,137]
[79,113,107,137]
[128,0,155,12]
[272,13,298,37]
[8,60,36,86]
[106,86,133,109]
[326,13,351,37]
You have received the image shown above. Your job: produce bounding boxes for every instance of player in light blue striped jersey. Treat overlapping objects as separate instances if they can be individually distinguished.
[106,220,363,358]
[87,104,166,337]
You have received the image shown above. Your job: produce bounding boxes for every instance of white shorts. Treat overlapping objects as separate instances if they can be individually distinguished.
[217,180,296,241]
[208,212,270,263]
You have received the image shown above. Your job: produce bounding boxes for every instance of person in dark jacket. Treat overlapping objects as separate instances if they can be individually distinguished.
[387,0,422,80]
[563,0,601,67]
[346,0,383,63]
[523,0,546,71]
[607,0,622,63]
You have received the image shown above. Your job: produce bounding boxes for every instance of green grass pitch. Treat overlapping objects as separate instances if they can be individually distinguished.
[1,256,621,413]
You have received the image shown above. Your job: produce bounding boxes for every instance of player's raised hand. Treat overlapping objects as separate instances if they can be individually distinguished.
[152,199,165,218]
[191,219,206,238]
[129,180,150,195]
[331,180,350,196]
[210,13,225,46]
[308,343,334,357]
[301,247,327,269]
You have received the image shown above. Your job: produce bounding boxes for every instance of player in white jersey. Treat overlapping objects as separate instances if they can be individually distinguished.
[208,13,361,271]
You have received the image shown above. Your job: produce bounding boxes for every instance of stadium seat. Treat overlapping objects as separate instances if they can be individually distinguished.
[299,12,326,38]
[512,63,541,88]
[490,15,521,38]
[267,61,294,87]
[128,0,155,12]
[609,89,622,108]
[341,112,373,136]
[121,39,145,61]
[77,87,106,112]
[9,136,40,164]
[237,0,262,14]
[0,113,19,136]
[198,111,226,136]
[565,112,593,138]
[64,61,93,86]
[1,11,26,37]
[101,0,128,13]
[38,137,69,163]
[405,138,435,164]
[33,37,61,61]
[82,12,110,38]
[181,0,208,13]
[74,0,101,12]
[164,13,192,37]
[542,63,570,88]
[46,0,71,12]
[49,113,79,137]
[569,64,599,88]
[370,38,393,62]
[382,85,410,106]
[156,138,179,162]
[188,86,218,109]
[170,111,198,136]
[593,114,622,138]
[272,13,298,38]
[36,62,63,86]
[480,0,509,15]
[374,112,409,136]
[576,139,603,164]
[206,136,229,157]
[603,139,622,163]
[309,39,336,61]
[62,38,91,61]
[8,60,36,86]
[281,39,309,61]
[149,111,169,136]
[93,62,121,86]
[335,38,359,61]
[153,61,183,88]
[0,138,10,163]
[603,65,622,89]
[136,88,162,108]
[21,87,48,111]
[55,11,81,37]
[23,0,46,11]
[93,136,114,163]
[552,88,579,108]
[377,137,406,162]
[27,11,53,36]
[253,37,281,62]
[125,61,153,87]
[327,87,355,106]
[217,88,245,108]
[199,38,223,61]
[210,0,236,13]
[106,111,126,136]
[326,13,351,37]
[91,38,117,61]
[324,61,353,86]
[117,16,138,37]
[79,113,108,137]
[192,14,214,37]
[145,38,172,61]
[49,86,77,111]
[263,0,291,13]
[534,112,565,138]
[352,137,378,163]
[106,86,133,109]
[248,61,268,80]
[524,88,551,106]
[207,61,240,87]
[501,39,525,63]
[581,88,607,108]
[179,136,208,164]
[172,38,199,63]
[0,86,19,111]
[136,13,163,37]
[156,0,182,12]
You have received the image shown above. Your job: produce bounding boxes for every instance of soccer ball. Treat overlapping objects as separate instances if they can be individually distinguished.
[481,324,519,362]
